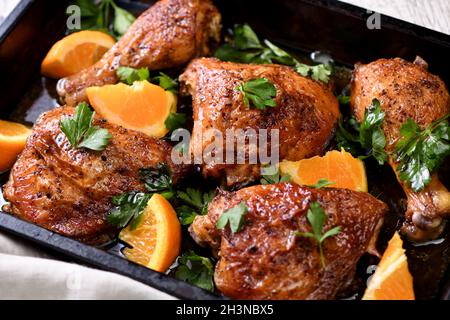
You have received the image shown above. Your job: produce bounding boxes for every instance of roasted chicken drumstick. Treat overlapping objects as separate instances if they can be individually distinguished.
[190,183,388,299]
[351,57,450,241]
[3,107,188,244]
[57,0,221,106]
[180,58,339,186]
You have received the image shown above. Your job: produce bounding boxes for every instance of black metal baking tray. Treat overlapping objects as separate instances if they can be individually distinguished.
[1,0,449,300]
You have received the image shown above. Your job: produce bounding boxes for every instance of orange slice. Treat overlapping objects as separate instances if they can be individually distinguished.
[119,194,181,273]
[41,30,116,79]
[0,120,31,173]
[279,149,368,192]
[362,232,415,300]
[86,81,177,138]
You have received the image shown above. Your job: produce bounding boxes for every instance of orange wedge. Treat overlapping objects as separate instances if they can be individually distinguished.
[279,149,368,192]
[362,232,415,300]
[0,120,31,173]
[119,194,181,273]
[41,30,116,79]
[86,81,177,138]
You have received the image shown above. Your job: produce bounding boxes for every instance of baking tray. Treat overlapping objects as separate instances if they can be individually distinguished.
[0,0,449,300]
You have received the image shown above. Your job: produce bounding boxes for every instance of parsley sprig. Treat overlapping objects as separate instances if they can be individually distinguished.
[60,102,112,151]
[165,113,187,132]
[107,163,174,229]
[260,165,291,184]
[176,188,216,225]
[215,24,331,82]
[216,202,248,233]
[236,78,277,110]
[139,163,174,198]
[116,66,179,93]
[69,0,135,38]
[296,202,341,267]
[307,179,336,189]
[107,192,151,230]
[394,114,450,191]
[175,251,214,292]
[336,99,388,165]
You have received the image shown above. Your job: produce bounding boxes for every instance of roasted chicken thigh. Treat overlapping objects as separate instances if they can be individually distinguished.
[180,58,340,186]
[190,183,388,299]
[57,0,221,106]
[3,107,188,244]
[351,57,450,241]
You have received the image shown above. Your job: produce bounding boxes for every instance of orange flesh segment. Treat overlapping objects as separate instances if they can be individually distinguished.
[119,194,181,273]
[279,149,368,192]
[363,232,415,300]
[41,30,115,79]
[0,120,31,173]
[86,81,176,138]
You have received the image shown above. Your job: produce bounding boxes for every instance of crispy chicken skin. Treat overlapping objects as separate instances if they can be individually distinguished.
[3,107,188,244]
[57,0,221,106]
[180,58,340,186]
[351,57,450,241]
[190,183,388,299]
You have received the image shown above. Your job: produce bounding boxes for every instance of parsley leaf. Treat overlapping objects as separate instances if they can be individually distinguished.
[139,163,173,198]
[307,179,336,189]
[359,99,388,165]
[394,114,450,191]
[175,188,216,225]
[175,251,214,292]
[236,78,277,110]
[107,192,151,229]
[60,102,112,151]
[152,72,178,94]
[337,95,351,105]
[215,24,332,83]
[296,202,341,267]
[260,165,291,184]
[165,113,187,132]
[335,99,388,165]
[68,0,135,38]
[216,202,248,233]
[117,66,149,85]
[110,1,136,36]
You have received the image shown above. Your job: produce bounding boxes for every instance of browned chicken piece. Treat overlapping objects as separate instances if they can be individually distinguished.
[180,58,339,186]
[57,0,221,106]
[351,57,450,242]
[2,107,189,244]
[190,183,388,299]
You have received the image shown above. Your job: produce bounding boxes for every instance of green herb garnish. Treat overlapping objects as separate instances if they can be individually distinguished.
[337,95,351,105]
[260,165,291,184]
[107,192,151,230]
[175,188,215,225]
[394,114,450,191]
[117,66,149,85]
[359,99,388,165]
[175,251,214,292]
[296,202,341,267]
[215,24,331,82]
[116,67,179,95]
[216,201,248,233]
[165,113,187,132]
[336,99,388,165]
[69,0,135,38]
[236,78,277,110]
[307,179,336,189]
[139,163,173,198]
[60,102,112,151]
[152,72,178,94]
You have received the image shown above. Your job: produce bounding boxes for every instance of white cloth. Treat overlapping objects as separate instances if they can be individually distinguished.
[0,233,174,300]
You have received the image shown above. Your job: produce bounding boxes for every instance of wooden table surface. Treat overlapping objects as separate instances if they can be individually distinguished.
[341,0,450,35]
[1,0,449,35]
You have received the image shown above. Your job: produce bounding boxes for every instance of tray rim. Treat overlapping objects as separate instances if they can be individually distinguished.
[0,0,449,300]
